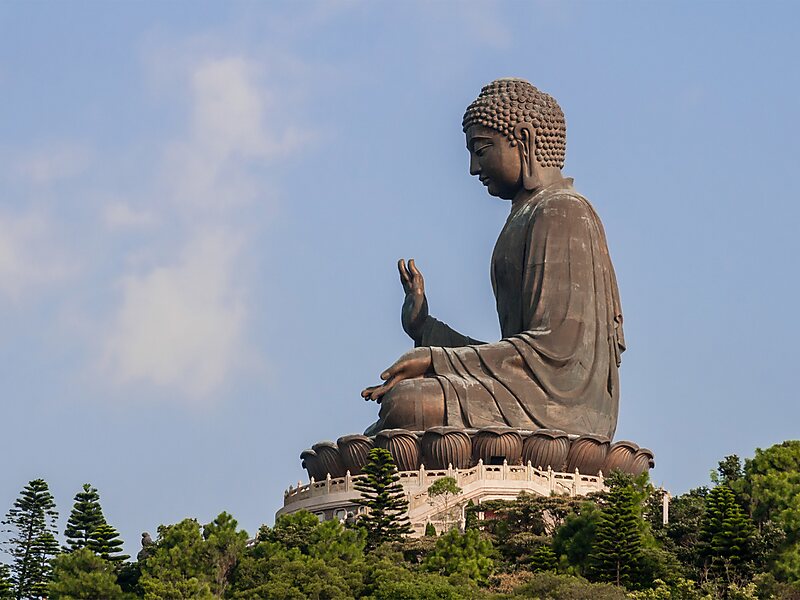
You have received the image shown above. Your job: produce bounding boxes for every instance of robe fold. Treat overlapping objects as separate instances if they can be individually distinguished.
[418,178,625,439]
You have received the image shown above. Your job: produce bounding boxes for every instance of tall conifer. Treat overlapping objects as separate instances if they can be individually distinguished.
[587,484,643,587]
[1,479,60,599]
[64,483,105,551]
[354,448,413,550]
[699,484,753,579]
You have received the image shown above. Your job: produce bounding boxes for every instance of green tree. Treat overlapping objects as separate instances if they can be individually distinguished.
[511,571,629,599]
[48,548,127,599]
[529,544,558,573]
[648,487,708,580]
[0,564,13,599]
[88,523,129,563]
[257,511,319,553]
[232,514,366,598]
[203,512,248,598]
[423,529,494,583]
[552,501,601,575]
[699,485,753,582]
[64,484,105,552]
[354,448,413,550]
[138,519,214,600]
[464,500,478,531]
[587,484,643,587]
[425,522,438,537]
[1,479,60,599]
[427,477,463,532]
[232,543,356,599]
[714,455,744,487]
[741,440,800,580]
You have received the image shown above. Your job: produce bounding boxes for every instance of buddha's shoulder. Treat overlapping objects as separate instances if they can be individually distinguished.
[534,188,595,217]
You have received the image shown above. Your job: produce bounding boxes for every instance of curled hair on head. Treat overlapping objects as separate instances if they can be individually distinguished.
[463,78,566,169]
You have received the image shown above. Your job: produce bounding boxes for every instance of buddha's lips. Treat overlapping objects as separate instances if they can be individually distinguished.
[480,177,491,187]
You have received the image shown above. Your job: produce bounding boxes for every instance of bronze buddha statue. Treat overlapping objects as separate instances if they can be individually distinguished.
[362,78,625,440]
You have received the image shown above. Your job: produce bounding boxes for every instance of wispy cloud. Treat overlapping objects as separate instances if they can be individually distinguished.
[102,230,246,398]
[0,211,73,301]
[96,50,313,401]
[13,142,92,185]
[161,56,312,211]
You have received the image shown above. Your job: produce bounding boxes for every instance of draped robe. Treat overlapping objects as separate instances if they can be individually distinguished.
[414,178,625,439]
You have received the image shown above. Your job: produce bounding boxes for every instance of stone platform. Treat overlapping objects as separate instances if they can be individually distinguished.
[280,426,655,535]
[278,460,607,536]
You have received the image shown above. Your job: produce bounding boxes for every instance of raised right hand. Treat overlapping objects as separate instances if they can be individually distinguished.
[399,258,429,342]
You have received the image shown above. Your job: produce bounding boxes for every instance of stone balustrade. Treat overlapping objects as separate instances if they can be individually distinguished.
[278,459,606,528]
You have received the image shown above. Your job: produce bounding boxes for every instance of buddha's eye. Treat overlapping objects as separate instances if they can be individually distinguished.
[475,144,491,156]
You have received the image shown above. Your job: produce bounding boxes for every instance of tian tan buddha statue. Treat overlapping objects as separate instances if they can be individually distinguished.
[362,78,625,440]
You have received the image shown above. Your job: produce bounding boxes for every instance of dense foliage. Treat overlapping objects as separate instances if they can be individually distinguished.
[3,441,800,598]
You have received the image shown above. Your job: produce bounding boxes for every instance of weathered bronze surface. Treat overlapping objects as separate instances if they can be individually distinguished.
[300,428,653,481]
[363,78,625,439]
[522,429,570,471]
[420,427,473,470]
[472,427,523,465]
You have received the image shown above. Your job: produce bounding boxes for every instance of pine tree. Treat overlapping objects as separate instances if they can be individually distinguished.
[529,544,558,572]
[88,523,130,563]
[587,483,643,587]
[1,479,60,599]
[354,448,413,550]
[699,484,753,580]
[64,483,105,551]
[0,564,13,599]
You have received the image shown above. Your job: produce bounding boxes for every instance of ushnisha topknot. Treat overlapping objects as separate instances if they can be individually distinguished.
[462,78,566,169]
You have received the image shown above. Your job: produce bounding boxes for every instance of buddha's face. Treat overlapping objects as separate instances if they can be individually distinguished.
[466,124,522,200]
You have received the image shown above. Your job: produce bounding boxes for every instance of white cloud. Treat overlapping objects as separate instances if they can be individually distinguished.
[161,57,312,211]
[14,142,91,184]
[102,231,246,398]
[0,212,72,301]
[94,51,313,403]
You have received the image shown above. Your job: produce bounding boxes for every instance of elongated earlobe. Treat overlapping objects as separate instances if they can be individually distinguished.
[514,123,538,191]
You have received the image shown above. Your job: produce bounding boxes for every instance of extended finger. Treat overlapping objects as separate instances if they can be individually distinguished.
[398,259,412,291]
[408,259,424,285]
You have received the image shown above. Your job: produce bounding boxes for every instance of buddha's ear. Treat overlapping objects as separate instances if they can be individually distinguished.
[513,123,538,191]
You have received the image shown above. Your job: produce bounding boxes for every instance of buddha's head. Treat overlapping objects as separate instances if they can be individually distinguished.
[463,78,566,199]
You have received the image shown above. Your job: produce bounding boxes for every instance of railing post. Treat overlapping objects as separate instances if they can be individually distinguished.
[478,458,485,480]
[502,459,508,479]
[345,470,351,492]
[548,466,553,493]
[572,468,579,496]
[420,464,426,487]
[326,473,332,493]
[527,460,532,481]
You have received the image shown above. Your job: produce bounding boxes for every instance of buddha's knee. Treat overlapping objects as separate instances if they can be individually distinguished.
[378,379,444,431]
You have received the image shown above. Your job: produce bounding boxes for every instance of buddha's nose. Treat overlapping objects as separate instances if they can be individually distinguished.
[469,154,480,176]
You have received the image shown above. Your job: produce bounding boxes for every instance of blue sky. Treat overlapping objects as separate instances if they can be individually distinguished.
[2,1,799,555]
